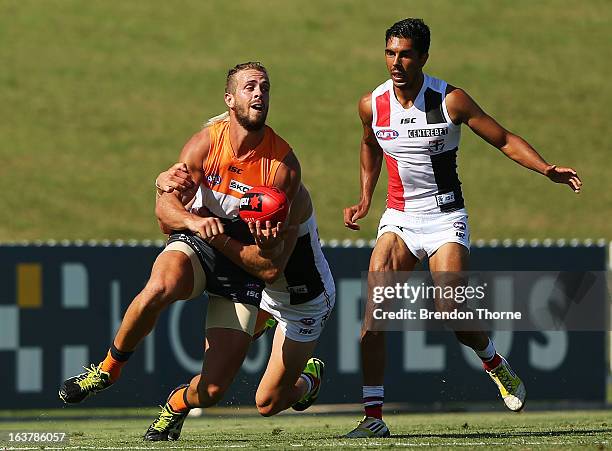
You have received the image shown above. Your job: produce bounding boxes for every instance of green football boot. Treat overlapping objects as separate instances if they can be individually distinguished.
[292,357,324,411]
[59,364,112,404]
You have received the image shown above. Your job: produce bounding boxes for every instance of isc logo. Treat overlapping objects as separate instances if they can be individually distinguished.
[376,129,399,140]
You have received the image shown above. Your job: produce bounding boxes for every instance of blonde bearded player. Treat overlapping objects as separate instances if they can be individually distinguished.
[59,62,334,441]
[342,19,582,438]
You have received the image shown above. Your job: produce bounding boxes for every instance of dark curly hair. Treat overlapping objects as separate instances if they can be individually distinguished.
[385,19,430,55]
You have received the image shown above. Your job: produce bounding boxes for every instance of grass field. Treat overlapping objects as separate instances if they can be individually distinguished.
[1,0,610,241]
[0,409,610,450]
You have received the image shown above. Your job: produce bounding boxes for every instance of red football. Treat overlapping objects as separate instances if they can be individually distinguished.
[239,186,289,224]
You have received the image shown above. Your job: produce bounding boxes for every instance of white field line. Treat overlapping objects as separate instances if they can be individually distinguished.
[1,441,609,450]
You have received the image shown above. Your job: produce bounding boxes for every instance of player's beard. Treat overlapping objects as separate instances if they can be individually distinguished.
[234,104,267,131]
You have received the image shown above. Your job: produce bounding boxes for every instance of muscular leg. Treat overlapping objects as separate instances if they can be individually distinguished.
[362,232,418,386]
[428,243,488,350]
[185,327,253,408]
[59,250,197,404]
[113,250,195,352]
[255,326,318,416]
[428,243,526,412]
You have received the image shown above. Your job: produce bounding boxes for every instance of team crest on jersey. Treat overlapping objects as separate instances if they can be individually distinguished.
[376,129,399,140]
[428,139,445,152]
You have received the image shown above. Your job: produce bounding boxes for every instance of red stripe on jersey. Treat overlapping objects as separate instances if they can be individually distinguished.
[384,153,405,211]
[375,91,391,127]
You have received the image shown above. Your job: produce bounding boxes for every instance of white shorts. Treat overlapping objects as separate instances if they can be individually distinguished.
[376,208,470,261]
[259,289,335,343]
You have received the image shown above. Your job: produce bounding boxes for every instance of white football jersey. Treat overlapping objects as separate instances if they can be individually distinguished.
[371,74,464,213]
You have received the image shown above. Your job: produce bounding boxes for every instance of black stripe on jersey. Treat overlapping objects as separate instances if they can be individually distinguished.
[430,147,465,212]
[283,233,325,304]
[424,88,445,124]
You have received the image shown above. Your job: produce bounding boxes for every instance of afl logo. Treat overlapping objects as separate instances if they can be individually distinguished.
[206,174,222,186]
[376,129,399,140]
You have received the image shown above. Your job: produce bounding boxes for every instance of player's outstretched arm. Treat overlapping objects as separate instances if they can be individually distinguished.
[344,93,384,230]
[156,129,225,237]
[446,87,582,193]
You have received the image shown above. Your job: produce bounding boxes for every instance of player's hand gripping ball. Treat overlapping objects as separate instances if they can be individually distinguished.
[239,186,288,224]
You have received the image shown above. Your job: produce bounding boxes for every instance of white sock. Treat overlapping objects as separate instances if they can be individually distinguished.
[299,374,313,397]
[474,338,496,361]
[362,385,384,400]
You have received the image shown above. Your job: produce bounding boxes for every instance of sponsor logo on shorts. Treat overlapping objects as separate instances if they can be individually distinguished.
[298,328,314,335]
[376,129,399,140]
[456,231,465,238]
[299,318,316,326]
[229,179,252,194]
[246,290,260,299]
[453,221,466,231]
[435,191,455,206]
[288,285,308,295]
[206,174,222,186]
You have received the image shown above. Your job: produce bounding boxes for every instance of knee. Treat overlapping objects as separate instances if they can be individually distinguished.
[256,402,276,417]
[255,391,278,417]
[140,278,180,311]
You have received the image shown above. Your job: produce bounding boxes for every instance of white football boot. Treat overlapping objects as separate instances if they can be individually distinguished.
[487,355,526,411]
[343,416,390,438]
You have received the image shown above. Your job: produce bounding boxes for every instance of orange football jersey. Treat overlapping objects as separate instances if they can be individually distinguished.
[194,120,291,219]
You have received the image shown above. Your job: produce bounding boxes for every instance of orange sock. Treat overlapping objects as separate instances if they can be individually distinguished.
[168,386,190,413]
[100,350,126,382]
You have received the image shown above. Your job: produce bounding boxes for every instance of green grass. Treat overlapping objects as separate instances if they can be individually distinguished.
[1,0,610,241]
[0,409,610,449]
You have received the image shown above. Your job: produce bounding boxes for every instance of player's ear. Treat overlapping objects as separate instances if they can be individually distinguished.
[224,92,234,109]
[419,52,429,68]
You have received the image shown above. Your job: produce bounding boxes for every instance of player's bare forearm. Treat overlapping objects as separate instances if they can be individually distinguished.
[499,133,551,175]
[359,141,383,206]
[155,192,197,232]
[209,232,295,283]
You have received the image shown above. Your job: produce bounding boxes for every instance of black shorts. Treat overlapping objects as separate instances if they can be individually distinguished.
[166,219,264,307]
